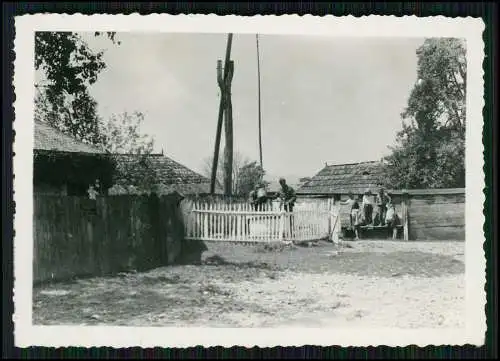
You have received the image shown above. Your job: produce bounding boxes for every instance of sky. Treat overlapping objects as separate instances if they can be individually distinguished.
[76,33,424,181]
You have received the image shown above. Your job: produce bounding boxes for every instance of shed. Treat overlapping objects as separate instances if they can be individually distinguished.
[297,161,385,199]
[33,120,114,196]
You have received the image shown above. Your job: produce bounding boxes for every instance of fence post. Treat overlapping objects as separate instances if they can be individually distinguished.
[402,191,409,241]
[279,210,286,242]
[203,203,209,239]
[329,203,340,244]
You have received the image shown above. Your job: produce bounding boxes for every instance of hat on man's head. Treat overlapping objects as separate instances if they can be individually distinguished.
[364,188,372,195]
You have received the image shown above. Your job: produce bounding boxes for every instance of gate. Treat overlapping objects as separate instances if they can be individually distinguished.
[184,200,341,243]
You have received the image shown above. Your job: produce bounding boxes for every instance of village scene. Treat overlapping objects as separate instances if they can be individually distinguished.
[32,32,466,328]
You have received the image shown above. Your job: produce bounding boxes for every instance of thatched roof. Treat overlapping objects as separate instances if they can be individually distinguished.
[109,154,222,195]
[297,161,385,195]
[34,120,105,154]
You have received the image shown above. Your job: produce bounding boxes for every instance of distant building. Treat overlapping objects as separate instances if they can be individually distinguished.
[33,120,112,196]
[296,161,385,200]
[266,180,300,197]
[298,177,312,187]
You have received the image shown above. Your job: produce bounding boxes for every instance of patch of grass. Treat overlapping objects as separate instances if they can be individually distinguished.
[202,254,278,271]
[254,242,298,253]
[314,251,465,278]
[140,274,182,285]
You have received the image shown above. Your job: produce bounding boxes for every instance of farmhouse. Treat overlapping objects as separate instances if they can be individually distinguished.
[34,121,216,197]
[297,161,465,241]
[297,161,385,199]
[108,153,223,196]
[34,120,114,196]
[296,161,408,239]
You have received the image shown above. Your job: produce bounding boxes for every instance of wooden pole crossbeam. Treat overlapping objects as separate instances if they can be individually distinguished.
[210,34,233,195]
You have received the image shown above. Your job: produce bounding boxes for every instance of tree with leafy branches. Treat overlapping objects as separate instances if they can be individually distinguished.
[202,151,247,194]
[100,111,159,193]
[34,31,120,145]
[383,38,466,189]
[237,161,267,197]
[99,111,154,154]
[35,32,160,194]
[202,152,268,196]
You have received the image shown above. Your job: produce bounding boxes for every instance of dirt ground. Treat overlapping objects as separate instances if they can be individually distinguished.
[33,240,465,328]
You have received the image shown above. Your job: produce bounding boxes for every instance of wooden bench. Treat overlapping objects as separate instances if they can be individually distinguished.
[341,224,404,240]
[359,224,403,230]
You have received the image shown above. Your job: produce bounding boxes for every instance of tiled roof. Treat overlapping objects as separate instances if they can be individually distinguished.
[112,154,223,195]
[34,120,105,154]
[297,161,385,195]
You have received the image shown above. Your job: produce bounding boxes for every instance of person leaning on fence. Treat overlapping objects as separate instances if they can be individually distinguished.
[276,178,297,212]
[249,183,268,211]
[340,192,361,240]
[87,179,100,200]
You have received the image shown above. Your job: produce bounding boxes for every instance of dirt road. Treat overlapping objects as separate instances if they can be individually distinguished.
[33,240,465,328]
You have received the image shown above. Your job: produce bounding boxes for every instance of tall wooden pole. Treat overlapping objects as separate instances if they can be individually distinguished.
[256,34,263,170]
[223,61,234,196]
[210,33,233,194]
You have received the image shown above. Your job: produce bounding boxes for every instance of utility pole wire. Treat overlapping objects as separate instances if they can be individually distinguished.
[256,34,263,171]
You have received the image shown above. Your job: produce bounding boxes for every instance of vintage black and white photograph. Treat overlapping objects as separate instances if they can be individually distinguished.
[13,14,485,347]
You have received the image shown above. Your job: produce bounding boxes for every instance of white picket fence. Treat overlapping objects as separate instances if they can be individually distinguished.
[184,199,340,243]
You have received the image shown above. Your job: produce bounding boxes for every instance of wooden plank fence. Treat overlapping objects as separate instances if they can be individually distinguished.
[184,199,340,243]
[33,194,186,283]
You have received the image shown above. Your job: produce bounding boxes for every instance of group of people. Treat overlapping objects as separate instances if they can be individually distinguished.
[248,178,297,212]
[248,180,398,241]
[341,187,397,240]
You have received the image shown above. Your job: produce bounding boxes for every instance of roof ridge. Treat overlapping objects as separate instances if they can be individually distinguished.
[325,160,382,167]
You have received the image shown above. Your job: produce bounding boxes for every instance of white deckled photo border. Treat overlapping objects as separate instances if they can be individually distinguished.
[13,14,486,348]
